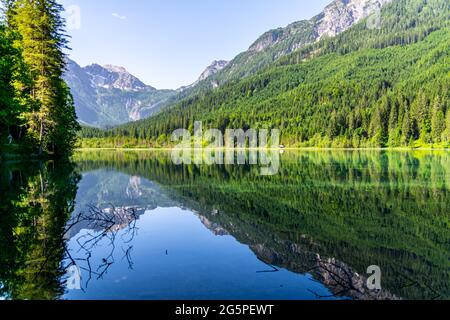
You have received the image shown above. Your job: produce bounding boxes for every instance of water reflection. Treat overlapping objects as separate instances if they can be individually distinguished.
[0,161,79,300]
[0,150,449,300]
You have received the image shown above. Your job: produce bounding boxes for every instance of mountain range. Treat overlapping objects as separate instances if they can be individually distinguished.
[205,0,392,86]
[64,60,175,127]
[80,0,449,149]
[66,0,392,128]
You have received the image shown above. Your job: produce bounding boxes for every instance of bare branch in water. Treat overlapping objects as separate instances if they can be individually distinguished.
[63,205,139,290]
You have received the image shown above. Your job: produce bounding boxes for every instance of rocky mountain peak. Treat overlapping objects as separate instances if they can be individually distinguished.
[103,64,129,74]
[249,28,286,53]
[248,0,391,53]
[315,0,392,39]
[64,59,176,127]
[84,63,148,91]
[197,60,229,82]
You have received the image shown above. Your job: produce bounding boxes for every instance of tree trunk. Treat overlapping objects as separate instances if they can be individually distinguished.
[39,118,44,155]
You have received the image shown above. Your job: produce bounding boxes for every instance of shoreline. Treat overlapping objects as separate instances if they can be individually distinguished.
[3,147,449,163]
[74,147,450,152]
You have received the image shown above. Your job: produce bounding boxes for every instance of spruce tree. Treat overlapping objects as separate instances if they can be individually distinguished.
[431,96,445,144]
[401,108,412,145]
[6,0,78,156]
[0,23,16,140]
[388,100,399,147]
[0,8,31,145]
[444,111,450,144]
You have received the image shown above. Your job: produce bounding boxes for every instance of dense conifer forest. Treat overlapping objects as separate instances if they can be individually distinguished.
[80,0,449,149]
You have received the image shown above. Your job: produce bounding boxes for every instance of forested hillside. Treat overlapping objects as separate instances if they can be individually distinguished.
[81,0,450,149]
[82,0,389,130]
[0,0,78,158]
[205,0,392,87]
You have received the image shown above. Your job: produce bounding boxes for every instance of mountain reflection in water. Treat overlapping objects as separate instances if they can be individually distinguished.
[0,150,448,300]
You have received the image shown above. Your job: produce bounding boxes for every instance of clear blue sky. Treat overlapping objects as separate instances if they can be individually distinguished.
[60,0,331,89]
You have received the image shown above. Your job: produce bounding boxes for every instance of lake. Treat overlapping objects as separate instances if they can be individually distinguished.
[0,150,448,300]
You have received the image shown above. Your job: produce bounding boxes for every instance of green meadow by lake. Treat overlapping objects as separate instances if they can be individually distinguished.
[0,150,449,300]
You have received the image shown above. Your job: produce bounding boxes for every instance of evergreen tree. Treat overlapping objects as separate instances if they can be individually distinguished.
[0,13,31,145]
[0,23,17,140]
[49,81,79,155]
[414,93,431,143]
[369,107,384,147]
[401,108,413,146]
[431,97,445,143]
[75,0,449,150]
[6,0,78,156]
[388,100,399,147]
[444,111,450,143]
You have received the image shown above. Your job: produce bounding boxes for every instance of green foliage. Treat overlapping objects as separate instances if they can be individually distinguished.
[0,160,80,299]
[73,150,450,300]
[212,20,316,85]
[82,0,450,149]
[92,87,176,127]
[0,24,17,136]
[0,0,79,158]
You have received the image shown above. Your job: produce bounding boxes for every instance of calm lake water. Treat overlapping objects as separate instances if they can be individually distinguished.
[0,150,449,300]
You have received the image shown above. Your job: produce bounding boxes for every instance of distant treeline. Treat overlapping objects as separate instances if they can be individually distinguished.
[80,0,450,149]
[73,149,450,299]
[0,0,79,158]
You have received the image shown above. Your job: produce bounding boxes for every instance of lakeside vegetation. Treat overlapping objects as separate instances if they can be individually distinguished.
[79,0,450,149]
[1,0,449,302]
[0,0,79,160]
[73,149,450,300]
[0,160,80,299]
[1,149,448,299]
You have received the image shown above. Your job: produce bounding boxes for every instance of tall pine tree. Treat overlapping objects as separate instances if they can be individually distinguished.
[0,23,17,140]
[444,110,450,144]
[0,6,31,145]
[431,96,445,144]
[5,0,79,156]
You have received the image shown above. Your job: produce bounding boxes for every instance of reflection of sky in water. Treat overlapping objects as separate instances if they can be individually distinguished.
[2,151,448,300]
[64,197,337,300]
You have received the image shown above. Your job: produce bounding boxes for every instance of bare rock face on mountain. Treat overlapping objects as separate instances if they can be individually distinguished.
[64,59,176,127]
[207,0,392,86]
[315,0,393,39]
[84,64,147,91]
[197,60,229,82]
[65,59,234,127]
[65,0,393,127]
[248,20,314,54]
[249,0,391,52]
[177,60,229,92]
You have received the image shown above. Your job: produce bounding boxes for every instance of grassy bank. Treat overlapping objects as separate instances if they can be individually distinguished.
[77,137,450,151]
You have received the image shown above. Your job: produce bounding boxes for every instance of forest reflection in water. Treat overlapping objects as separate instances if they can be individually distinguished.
[0,150,449,300]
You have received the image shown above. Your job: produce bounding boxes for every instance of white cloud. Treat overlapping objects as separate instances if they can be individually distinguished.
[112,13,127,20]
